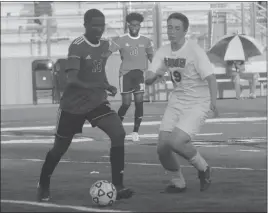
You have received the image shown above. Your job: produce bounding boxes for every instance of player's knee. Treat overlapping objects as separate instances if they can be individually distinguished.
[121,94,132,106]
[157,131,172,157]
[109,126,126,147]
[118,103,131,116]
[169,128,191,150]
[157,142,170,157]
[50,134,73,157]
[134,101,143,118]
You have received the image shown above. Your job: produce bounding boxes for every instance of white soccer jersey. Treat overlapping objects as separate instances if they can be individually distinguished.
[149,40,214,104]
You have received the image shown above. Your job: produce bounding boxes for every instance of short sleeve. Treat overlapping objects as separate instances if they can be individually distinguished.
[109,37,122,53]
[66,42,81,72]
[194,44,214,80]
[146,38,154,55]
[148,47,167,76]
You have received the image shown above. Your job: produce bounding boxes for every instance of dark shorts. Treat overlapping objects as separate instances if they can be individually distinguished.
[55,101,116,137]
[119,69,145,94]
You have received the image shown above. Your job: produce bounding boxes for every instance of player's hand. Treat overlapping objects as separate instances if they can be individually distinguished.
[210,103,219,117]
[107,85,117,97]
[145,71,161,85]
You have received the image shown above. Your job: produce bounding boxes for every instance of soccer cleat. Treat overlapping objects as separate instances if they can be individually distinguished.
[131,132,140,142]
[198,166,212,192]
[115,185,135,200]
[37,182,50,202]
[164,184,187,193]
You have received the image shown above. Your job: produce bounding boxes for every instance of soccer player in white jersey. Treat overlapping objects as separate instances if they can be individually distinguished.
[145,13,218,192]
[103,12,154,142]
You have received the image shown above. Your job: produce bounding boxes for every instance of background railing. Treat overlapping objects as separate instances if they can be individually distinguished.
[1,2,267,58]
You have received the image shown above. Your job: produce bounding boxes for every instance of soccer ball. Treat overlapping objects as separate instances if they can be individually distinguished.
[89,180,117,206]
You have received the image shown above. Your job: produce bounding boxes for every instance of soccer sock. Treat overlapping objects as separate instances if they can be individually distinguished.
[133,117,142,132]
[170,169,186,188]
[39,136,71,188]
[171,169,185,181]
[39,151,61,188]
[110,146,124,187]
[118,104,130,121]
[133,101,143,132]
[189,152,208,172]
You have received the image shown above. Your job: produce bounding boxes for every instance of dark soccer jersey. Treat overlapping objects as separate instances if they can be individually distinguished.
[60,35,110,114]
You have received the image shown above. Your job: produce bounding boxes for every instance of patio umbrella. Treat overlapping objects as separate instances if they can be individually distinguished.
[208,34,264,61]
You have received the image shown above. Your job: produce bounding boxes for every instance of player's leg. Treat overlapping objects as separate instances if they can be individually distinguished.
[132,70,145,141]
[169,106,211,191]
[118,73,133,121]
[37,109,85,201]
[118,93,132,121]
[86,102,134,200]
[249,73,258,98]
[132,92,143,141]
[232,73,242,99]
[157,105,186,192]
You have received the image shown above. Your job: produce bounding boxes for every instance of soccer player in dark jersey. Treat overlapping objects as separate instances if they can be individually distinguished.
[37,9,134,202]
[103,12,154,142]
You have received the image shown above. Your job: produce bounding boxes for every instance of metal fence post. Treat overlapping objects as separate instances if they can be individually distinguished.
[46,16,51,58]
[153,2,162,49]
[241,2,245,34]
[122,2,128,33]
[208,10,213,49]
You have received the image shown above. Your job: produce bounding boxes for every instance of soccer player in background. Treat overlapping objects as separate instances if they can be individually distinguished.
[37,9,134,202]
[145,13,218,192]
[103,12,154,142]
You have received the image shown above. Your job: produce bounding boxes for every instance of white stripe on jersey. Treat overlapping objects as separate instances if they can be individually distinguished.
[68,55,80,59]
[73,36,84,45]
[111,40,120,47]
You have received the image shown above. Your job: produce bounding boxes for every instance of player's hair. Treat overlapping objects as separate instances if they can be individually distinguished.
[167,12,189,31]
[126,12,144,23]
[84,9,105,24]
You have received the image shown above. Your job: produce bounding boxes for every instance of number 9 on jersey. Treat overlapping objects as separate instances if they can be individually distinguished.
[171,70,182,83]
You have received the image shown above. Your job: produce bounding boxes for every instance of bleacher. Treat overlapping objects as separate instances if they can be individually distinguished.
[2,2,266,50]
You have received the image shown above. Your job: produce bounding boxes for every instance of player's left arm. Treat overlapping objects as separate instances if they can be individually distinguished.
[145,38,154,63]
[145,47,167,85]
[102,37,122,58]
[103,41,117,96]
[104,71,117,96]
[194,45,218,113]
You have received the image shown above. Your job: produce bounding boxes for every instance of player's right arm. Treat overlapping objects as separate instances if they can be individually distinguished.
[65,42,94,89]
[145,47,167,85]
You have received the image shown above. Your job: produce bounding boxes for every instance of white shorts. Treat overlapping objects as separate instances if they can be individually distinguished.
[159,102,210,139]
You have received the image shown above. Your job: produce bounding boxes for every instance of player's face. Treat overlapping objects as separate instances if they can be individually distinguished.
[167,18,187,43]
[84,16,105,41]
[128,20,141,37]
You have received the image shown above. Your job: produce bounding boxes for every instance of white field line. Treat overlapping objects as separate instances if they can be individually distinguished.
[1,117,266,132]
[1,134,266,145]
[0,199,131,212]
[1,138,92,144]
[2,158,266,171]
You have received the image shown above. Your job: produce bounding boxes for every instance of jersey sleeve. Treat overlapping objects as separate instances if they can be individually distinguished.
[148,47,167,76]
[145,38,154,55]
[108,36,122,53]
[193,44,214,80]
[66,41,82,72]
